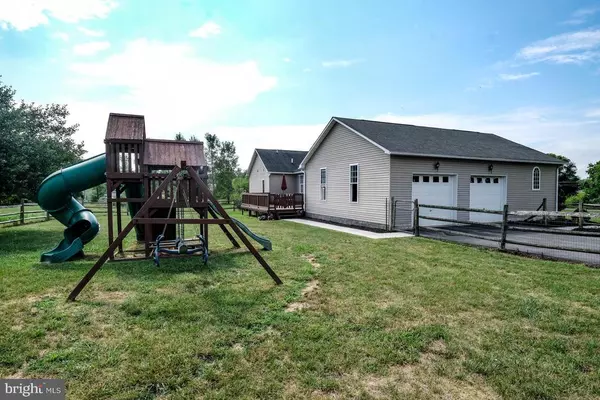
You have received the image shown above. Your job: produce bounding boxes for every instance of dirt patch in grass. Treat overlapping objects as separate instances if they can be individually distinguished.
[302,254,321,268]
[92,290,129,304]
[286,280,320,312]
[351,341,498,399]
[6,364,28,379]
[232,343,244,352]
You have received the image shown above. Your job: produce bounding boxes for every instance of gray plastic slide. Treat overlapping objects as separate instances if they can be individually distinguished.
[208,203,272,251]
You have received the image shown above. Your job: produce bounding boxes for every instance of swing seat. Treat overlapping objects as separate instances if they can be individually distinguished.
[153,234,208,266]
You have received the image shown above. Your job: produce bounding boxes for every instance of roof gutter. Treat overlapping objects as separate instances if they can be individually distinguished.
[388,151,566,165]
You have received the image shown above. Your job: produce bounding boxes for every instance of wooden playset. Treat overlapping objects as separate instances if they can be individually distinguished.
[64,113,281,301]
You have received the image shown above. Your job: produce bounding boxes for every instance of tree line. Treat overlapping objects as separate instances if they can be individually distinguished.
[0,77,598,208]
[173,132,248,204]
[0,79,84,204]
[549,153,600,209]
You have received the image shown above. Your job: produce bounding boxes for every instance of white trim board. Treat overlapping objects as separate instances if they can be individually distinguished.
[285,219,413,239]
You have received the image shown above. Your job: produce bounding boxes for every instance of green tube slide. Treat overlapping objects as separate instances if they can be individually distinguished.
[37,154,107,263]
[208,203,272,251]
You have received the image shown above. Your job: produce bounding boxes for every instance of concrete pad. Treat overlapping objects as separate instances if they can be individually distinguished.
[285,219,413,239]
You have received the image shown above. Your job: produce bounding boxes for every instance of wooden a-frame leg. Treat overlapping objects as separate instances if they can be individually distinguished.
[187,167,282,285]
[68,166,182,301]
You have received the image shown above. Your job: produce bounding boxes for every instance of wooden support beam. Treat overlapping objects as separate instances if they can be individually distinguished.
[68,166,181,301]
[419,203,504,215]
[134,218,230,224]
[187,166,282,285]
[500,204,509,250]
[106,179,114,260]
[116,184,123,254]
[109,198,146,203]
[418,215,502,228]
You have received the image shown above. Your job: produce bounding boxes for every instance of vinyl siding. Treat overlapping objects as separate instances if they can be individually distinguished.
[248,155,269,193]
[269,173,299,194]
[390,156,558,228]
[305,123,390,228]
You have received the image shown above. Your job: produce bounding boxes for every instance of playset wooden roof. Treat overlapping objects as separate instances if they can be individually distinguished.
[143,139,206,167]
[105,113,146,141]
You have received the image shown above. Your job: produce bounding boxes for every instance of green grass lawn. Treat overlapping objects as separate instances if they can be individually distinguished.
[1,212,599,399]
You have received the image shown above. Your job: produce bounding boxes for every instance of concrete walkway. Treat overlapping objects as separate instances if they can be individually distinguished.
[285,219,413,239]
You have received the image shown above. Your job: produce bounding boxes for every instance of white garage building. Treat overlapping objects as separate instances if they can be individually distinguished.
[300,117,563,230]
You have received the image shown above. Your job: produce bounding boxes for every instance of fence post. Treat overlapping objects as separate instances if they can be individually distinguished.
[46,211,50,221]
[500,204,509,250]
[579,199,584,229]
[413,199,420,236]
[542,198,547,226]
[19,198,25,225]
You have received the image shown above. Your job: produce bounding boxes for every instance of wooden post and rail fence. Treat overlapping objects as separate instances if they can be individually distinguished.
[0,200,121,228]
[412,199,600,257]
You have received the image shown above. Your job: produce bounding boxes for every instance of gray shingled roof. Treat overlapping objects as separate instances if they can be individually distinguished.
[335,117,563,165]
[256,149,307,173]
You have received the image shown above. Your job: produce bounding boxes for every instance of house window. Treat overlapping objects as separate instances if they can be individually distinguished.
[433,176,440,183]
[349,164,359,203]
[261,179,265,193]
[299,173,304,194]
[413,176,419,183]
[423,176,430,183]
[532,167,541,190]
[320,168,327,200]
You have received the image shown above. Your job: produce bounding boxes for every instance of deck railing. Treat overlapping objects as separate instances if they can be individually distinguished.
[241,192,304,214]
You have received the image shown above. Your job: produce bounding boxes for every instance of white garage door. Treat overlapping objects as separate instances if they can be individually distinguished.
[469,176,506,222]
[412,175,456,227]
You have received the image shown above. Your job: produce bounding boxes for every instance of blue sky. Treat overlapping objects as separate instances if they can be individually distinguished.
[1,0,599,173]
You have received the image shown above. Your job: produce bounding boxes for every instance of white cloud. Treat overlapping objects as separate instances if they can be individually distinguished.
[66,39,277,157]
[189,21,221,38]
[73,41,110,55]
[283,57,291,63]
[374,109,600,176]
[562,6,600,25]
[518,29,600,65]
[585,108,600,118]
[499,72,540,81]
[322,59,363,68]
[51,32,69,41]
[0,0,117,31]
[78,26,105,37]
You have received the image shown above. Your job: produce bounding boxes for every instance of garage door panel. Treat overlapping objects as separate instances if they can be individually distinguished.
[412,175,456,227]
[470,176,505,223]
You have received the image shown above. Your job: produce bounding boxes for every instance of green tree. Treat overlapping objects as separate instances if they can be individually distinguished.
[584,161,600,203]
[231,171,249,205]
[174,132,185,141]
[204,133,220,191]
[547,153,580,209]
[213,140,239,202]
[89,183,107,202]
[188,134,199,142]
[0,78,84,204]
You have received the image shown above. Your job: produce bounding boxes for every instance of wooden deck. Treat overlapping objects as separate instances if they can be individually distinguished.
[241,193,304,218]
